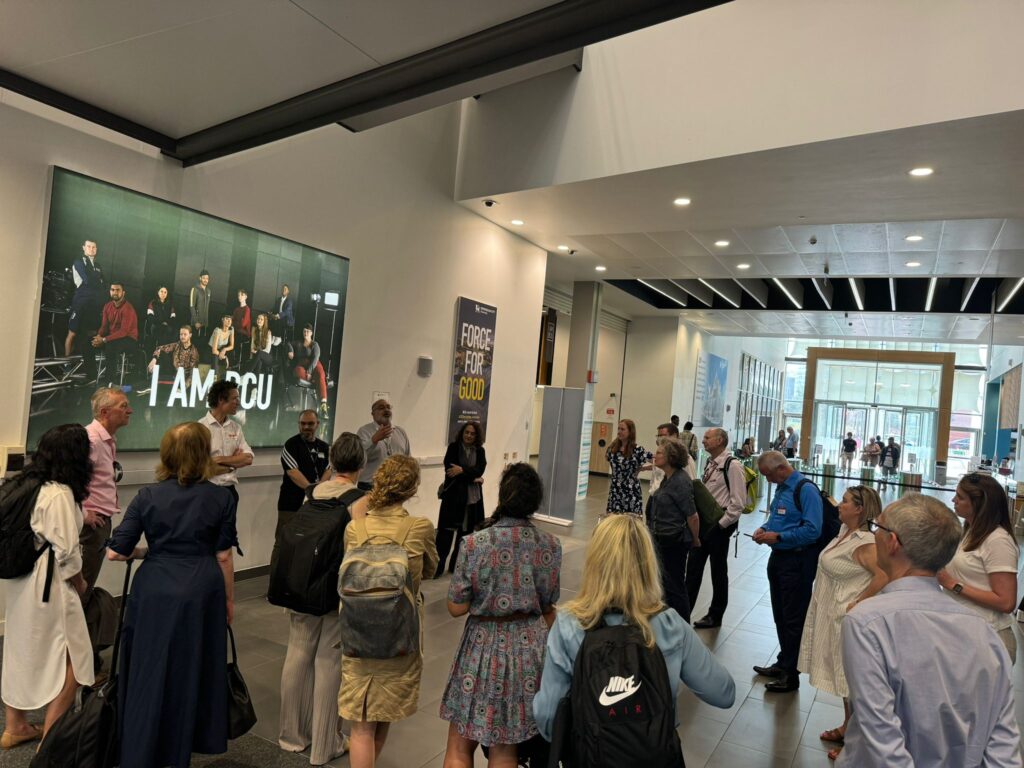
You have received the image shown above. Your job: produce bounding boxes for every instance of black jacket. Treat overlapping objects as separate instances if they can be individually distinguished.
[645,470,696,544]
[438,442,487,530]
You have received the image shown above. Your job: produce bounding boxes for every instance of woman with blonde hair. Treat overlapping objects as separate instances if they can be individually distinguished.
[338,455,438,768]
[107,422,239,768]
[798,484,887,761]
[532,515,734,753]
[605,418,652,515]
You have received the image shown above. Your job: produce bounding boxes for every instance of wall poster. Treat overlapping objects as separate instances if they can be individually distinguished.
[28,168,349,451]
[693,351,728,427]
[448,297,497,443]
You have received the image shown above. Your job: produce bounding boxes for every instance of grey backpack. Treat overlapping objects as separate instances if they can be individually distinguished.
[337,517,419,659]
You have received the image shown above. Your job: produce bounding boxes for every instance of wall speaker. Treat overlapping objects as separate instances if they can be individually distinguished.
[418,356,433,377]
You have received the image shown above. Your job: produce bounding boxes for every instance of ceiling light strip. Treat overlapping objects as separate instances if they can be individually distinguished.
[961,277,980,312]
[848,278,864,311]
[888,278,897,312]
[772,277,802,309]
[925,277,937,312]
[697,278,740,308]
[997,277,1024,312]
[637,279,686,308]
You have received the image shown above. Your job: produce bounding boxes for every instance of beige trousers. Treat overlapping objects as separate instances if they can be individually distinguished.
[279,611,346,765]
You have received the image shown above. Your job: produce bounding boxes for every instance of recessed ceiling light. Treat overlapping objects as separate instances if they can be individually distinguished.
[673,197,691,207]
[905,261,922,268]
[904,235,924,242]
[714,240,730,247]
[908,167,934,177]
[510,219,524,226]
[595,265,607,272]
[737,263,751,270]
[557,245,570,251]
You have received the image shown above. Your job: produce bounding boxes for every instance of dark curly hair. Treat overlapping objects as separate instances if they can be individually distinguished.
[455,421,484,447]
[207,379,238,410]
[23,424,93,505]
[479,462,543,530]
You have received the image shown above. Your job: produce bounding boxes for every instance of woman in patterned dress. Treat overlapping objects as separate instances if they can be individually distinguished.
[798,485,887,761]
[439,463,562,767]
[605,419,652,515]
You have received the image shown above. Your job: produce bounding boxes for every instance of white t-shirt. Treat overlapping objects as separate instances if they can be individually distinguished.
[945,527,1020,630]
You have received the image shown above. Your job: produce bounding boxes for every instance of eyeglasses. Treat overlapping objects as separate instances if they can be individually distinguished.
[868,519,901,544]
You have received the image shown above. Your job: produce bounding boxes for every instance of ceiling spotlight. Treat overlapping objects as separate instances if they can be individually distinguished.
[905,235,924,242]
[905,261,922,268]
[510,219,524,226]
[595,265,607,272]
[908,167,934,177]
[557,245,570,251]
[736,263,751,270]
[673,197,691,207]
[714,240,730,247]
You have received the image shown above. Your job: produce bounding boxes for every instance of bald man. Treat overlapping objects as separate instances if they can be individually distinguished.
[356,399,411,490]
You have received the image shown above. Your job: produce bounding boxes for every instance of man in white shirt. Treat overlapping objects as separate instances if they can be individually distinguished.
[689,427,747,629]
[198,379,254,504]
[649,422,696,493]
[356,399,411,490]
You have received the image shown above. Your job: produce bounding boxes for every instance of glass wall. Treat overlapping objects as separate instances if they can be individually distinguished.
[735,353,784,449]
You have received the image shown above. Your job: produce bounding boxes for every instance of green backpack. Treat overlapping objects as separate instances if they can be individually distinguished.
[691,479,724,537]
[723,456,759,514]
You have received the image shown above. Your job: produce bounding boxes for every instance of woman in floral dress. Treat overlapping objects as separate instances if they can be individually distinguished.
[439,464,561,767]
[605,419,652,515]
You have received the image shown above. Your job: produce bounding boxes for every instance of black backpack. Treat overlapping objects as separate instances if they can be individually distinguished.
[267,487,363,615]
[562,618,683,768]
[0,476,56,600]
[793,478,841,551]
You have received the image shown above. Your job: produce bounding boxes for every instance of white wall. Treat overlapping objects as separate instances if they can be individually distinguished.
[594,325,626,425]
[0,95,546,610]
[619,317,678,450]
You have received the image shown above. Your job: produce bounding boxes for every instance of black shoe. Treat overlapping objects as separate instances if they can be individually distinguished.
[764,675,800,693]
[752,664,784,678]
[693,614,722,629]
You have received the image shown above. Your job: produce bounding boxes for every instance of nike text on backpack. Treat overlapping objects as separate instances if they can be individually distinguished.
[267,487,364,615]
[721,456,759,514]
[691,479,724,538]
[792,478,841,550]
[554,618,684,768]
[0,475,57,602]
[337,517,420,659]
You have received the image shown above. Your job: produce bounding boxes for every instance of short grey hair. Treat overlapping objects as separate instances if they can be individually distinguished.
[883,493,962,572]
[659,438,689,469]
[91,387,125,418]
[705,427,728,447]
[757,450,789,471]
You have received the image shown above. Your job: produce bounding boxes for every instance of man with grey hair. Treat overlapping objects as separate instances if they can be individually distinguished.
[356,399,410,490]
[838,494,1020,766]
[751,450,821,692]
[82,387,132,668]
[690,427,747,629]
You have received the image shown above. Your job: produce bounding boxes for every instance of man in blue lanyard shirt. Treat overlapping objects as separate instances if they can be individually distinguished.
[751,450,822,692]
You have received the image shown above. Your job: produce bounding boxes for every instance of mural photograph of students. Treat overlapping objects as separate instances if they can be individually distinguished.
[65,239,106,363]
[250,312,275,374]
[189,270,211,358]
[293,323,328,414]
[145,286,177,346]
[231,289,252,365]
[272,284,294,340]
[88,281,142,384]
[147,326,200,380]
[209,315,235,379]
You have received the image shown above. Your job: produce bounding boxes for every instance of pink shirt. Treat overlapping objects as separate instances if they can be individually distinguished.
[83,419,119,518]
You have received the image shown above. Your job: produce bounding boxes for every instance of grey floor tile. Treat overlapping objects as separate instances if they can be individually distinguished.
[721,695,811,758]
[706,740,792,767]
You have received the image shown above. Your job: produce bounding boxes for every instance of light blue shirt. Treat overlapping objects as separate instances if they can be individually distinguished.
[764,471,821,550]
[839,577,1021,768]
[532,609,735,741]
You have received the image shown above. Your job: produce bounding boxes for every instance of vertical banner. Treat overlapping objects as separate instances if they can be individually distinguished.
[692,351,728,427]
[448,297,497,442]
[576,398,595,500]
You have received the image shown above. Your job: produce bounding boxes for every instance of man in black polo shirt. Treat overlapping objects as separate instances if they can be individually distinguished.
[277,409,332,533]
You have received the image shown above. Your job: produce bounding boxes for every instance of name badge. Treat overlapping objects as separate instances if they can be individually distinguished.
[776,506,787,516]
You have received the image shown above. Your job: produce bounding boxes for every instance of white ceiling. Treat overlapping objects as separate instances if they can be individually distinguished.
[0,0,559,136]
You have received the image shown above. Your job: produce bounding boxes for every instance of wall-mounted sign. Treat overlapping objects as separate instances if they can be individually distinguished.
[447,297,497,443]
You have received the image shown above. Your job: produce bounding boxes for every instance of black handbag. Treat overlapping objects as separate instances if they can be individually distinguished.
[226,625,257,739]
[31,560,133,768]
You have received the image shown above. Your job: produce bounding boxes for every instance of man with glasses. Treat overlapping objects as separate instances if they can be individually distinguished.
[839,494,1020,766]
[357,399,411,491]
[277,410,332,533]
[750,450,822,692]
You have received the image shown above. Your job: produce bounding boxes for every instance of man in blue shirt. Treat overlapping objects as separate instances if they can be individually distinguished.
[839,494,1020,767]
[751,450,821,692]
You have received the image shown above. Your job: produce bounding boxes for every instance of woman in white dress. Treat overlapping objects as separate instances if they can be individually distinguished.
[937,473,1019,662]
[798,484,886,761]
[1,424,94,749]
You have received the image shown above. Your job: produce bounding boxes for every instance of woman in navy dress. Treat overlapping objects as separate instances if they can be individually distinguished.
[605,419,652,515]
[107,422,239,768]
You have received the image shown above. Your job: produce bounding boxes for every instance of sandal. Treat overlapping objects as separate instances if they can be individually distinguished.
[828,745,843,761]
[820,727,845,744]
[1,724,42,749]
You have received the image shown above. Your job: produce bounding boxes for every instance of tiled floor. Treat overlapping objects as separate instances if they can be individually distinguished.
[3,476,1022,767]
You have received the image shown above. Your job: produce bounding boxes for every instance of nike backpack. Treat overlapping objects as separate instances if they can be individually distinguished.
[567,618,684,768]
[267,487,363,616]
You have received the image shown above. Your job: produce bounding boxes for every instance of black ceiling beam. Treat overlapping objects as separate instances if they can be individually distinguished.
[171,0,730,166]
[0,67,177,154]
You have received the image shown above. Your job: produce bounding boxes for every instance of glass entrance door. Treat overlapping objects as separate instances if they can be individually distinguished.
[813,402,846,464]
[903,409,937,481]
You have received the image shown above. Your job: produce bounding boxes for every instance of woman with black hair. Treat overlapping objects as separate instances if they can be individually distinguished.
[435,421,487,577]
[439,463,562,767]
[146,286,177,346]
[1,424,94,749]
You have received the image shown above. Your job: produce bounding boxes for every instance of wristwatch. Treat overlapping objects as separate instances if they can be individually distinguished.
[951,582,964,594]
